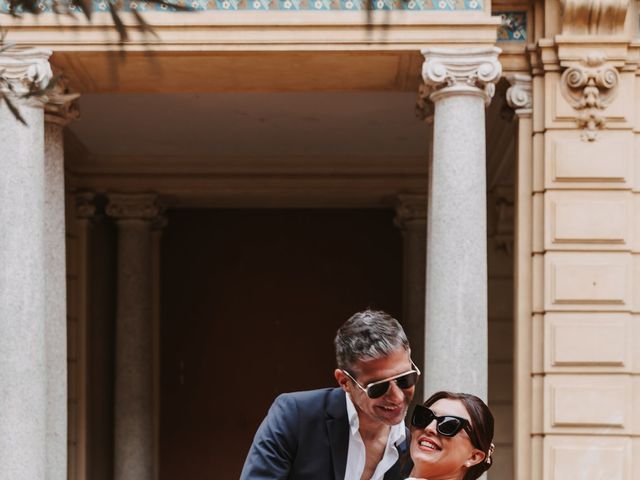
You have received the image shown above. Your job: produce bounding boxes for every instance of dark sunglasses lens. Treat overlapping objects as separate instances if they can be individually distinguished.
[411,406,434,428]
[437,417,464,436]
[395,372,418,389]
[367,382,390,399]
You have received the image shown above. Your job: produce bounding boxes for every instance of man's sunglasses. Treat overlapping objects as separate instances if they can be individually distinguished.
[342,361,421,399]
[411,404,473,438]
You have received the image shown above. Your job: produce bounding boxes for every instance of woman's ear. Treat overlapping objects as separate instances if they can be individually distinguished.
[464,449,486,468]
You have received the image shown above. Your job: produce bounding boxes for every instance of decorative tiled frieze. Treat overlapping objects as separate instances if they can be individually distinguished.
[0,0,484,12]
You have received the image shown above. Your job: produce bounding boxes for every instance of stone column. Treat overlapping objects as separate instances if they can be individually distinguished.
[106,194,160,480]
[0,48,53,480]
[44,78,80,480]
[506,74,533,480]
[394,194,427,402]
[420,48,501,401]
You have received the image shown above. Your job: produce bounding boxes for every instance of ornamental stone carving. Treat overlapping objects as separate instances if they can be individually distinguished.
[394,194,427,230]
[76,192,97,219]
[106,194,161,220]
[559,53,619,141]
[506,74,532,117]
[0,47,53,99]
[420,47,502,105]
[560,0,628,36]
[45,77,80,126]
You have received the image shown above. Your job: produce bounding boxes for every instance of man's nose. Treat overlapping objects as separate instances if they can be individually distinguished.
[386,380,404,401]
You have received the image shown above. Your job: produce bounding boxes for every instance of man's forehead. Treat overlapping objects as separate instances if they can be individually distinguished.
[351,349,412,381]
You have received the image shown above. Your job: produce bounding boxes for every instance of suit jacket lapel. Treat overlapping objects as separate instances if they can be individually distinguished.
[326,388,349,480]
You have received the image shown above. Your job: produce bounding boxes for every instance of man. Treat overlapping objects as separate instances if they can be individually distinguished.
[240,309,419,479]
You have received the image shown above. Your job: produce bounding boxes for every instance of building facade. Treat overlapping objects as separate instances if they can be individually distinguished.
[0,0,639,478]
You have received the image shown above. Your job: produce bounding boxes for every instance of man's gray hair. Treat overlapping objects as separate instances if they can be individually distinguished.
[334,309,410,372]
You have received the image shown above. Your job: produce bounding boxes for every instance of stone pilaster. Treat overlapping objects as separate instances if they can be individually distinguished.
[106,194,161,480]
[506,74,534,480]
[0,47,54,480]
[419,47,501,401]
[394,194,427,401]
[43,78,79,480]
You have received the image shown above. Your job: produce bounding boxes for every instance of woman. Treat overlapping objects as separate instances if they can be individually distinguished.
[406,391,495,480]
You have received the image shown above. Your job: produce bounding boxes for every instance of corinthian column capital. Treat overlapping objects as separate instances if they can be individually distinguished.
[0,47,53,98]
[106,194,161,221]
[420,47,502,105]
[506,74,532,118]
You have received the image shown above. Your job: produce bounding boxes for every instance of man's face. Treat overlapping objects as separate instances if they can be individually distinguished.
[335,348,415,427]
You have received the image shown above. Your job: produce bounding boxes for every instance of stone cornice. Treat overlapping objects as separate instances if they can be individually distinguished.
[420,47,502,105]
[506,74,532,117]
[0,47,52,97]
[45,77,80,126]
[106,193,161,220]
[394,193,427,230]
[560,0,628,36]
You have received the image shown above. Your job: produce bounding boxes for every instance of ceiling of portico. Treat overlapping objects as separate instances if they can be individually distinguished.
[66,90,431,207]
[63,51,515,208]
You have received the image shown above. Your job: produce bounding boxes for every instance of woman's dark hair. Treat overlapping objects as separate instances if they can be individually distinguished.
[423,391,495,480]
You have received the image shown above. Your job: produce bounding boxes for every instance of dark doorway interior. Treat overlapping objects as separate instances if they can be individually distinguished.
[159,209,403,479]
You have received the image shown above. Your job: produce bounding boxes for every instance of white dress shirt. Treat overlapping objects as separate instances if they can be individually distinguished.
[344,393,406,480]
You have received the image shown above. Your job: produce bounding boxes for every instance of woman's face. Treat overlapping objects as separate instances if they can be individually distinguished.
[409,398,485,480]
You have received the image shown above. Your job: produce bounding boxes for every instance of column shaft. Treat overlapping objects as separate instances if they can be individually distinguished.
[108,195,159,480]
[427,93,488,398]
[0,48,53,480]
[0,105,47,480]
[421,48,501,401]
[44,121,68,480]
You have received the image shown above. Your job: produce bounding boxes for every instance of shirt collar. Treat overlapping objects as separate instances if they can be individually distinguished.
[344,392,407,444]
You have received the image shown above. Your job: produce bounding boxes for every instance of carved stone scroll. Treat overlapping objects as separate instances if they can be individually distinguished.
[560,0,629,36]
[560,53,619,141]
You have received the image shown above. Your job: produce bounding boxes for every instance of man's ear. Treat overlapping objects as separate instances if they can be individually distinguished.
[464,449,486,469]
[334,369,349,391]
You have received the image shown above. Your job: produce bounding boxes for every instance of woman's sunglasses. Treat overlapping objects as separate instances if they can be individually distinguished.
[411,404,473,437]
[342,361,421,399]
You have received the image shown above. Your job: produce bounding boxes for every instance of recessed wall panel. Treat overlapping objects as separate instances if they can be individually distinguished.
[544,313,631,371]
[545,252,632,310]
[545,436,632,479]
[545,191,632,249]
[545,131,633,189]
[545,375,631,433]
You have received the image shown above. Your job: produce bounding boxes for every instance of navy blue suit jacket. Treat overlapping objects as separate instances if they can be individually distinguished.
[240,387,412,480]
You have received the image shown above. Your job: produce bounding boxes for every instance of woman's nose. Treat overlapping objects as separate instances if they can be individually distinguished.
[425,419,438,435]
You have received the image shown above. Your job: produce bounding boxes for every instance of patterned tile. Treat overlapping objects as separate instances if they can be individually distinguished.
[496,11,527,42]
[0,0,484,12]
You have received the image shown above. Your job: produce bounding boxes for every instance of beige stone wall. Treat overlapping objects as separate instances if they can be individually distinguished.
[517,4,640,477]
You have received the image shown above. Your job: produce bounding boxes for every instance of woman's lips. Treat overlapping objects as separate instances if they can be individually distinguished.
[417,436,442,451]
